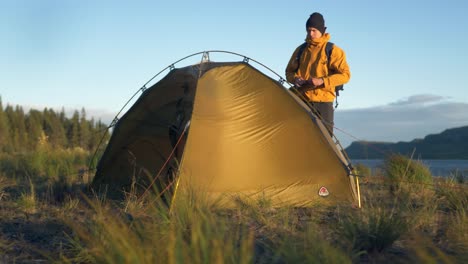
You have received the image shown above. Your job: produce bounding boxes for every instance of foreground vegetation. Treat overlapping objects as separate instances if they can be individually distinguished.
[0,153,467,263]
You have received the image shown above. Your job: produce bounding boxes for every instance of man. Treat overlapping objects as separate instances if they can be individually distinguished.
[285,12,350,136]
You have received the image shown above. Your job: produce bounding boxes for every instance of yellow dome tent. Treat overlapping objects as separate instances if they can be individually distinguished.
[92,51,360,208]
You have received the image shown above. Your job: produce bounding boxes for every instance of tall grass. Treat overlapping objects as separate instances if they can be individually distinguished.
[0,235,13,263]
[65,190,255,264]
[16,178,37,213]
[63,189,357,264]
[0,148,92,182]
[436,177,468,213]
[0,175,14,261]
[445,209,468,260]
[334,155,457,261]
[248,207,350,264]
[383,154,437,220]
[336,202,409,258]
[383,154,433,194]
[0,174,14,201]
[436,177,468,259]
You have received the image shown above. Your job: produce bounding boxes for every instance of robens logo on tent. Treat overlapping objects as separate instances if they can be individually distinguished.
[318,186,329,197]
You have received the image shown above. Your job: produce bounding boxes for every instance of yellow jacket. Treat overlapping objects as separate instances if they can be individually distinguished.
[285,33,350,102]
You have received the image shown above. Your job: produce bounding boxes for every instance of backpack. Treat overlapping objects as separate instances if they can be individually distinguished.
[295,42,344,108]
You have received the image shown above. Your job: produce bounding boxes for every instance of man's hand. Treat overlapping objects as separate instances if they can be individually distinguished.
[294,77,307,87]
[293,77,325,94]
[310,77,324,87]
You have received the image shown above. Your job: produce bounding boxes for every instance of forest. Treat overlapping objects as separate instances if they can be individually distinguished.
[0,98,110,180]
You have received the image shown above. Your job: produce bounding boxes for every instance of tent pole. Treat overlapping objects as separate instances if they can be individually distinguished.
[356,176,361,208]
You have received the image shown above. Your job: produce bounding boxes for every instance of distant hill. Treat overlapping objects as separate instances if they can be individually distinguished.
[345,126,468,159]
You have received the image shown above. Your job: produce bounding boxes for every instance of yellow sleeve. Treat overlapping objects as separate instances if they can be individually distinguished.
[322,45,350,92]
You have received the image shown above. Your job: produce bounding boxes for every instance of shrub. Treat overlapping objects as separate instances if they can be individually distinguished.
[436,178,468,213]
[449,169,467,184]
[337,204,409,257]
[383,154,433,193]
[445,209,468,257]
[354,163,371,178]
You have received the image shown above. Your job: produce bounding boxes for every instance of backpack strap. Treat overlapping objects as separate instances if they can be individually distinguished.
[294,42,307,72]
[325,42,344,108]
[325,42,334,69]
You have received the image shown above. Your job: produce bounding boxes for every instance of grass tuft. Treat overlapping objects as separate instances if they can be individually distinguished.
[16,178,37,213]
[383,154,434,202]
[336,201,409,257]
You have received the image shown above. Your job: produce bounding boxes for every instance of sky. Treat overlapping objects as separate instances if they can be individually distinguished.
[1,0,468,147]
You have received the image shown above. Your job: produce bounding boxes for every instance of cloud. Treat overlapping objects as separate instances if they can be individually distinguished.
[335,94,468,148]
[389,94,446,106]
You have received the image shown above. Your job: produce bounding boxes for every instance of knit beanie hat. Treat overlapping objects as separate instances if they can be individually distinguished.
[306,12,326,34]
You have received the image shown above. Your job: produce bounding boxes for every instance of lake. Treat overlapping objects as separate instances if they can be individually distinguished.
[352,159,468,178]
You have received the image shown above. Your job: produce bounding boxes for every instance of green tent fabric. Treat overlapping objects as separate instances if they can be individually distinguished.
[93,61,359,207]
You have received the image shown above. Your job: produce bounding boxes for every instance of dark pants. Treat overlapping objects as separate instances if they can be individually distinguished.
[310,102,334,137]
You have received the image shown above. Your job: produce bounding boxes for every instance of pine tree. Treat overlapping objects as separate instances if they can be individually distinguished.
[88,117,97,150]
[88,118,111,151]
[79,108,90,150]
[5,105,20,151]
[0,98,11,152]
[4,105,29,152]
[43,108,67,148]
[68,110,80,148]
[59,107,66,123]
[25,109,44,150]
[14,105,28,152]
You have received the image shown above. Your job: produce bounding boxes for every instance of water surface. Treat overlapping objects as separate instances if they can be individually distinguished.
[352,159,468,177]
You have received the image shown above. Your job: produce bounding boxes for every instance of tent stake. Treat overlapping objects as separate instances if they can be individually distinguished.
[169,175,181,214]
[356,176,361,208]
